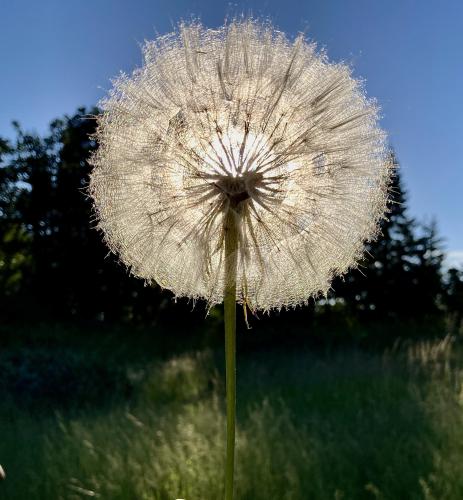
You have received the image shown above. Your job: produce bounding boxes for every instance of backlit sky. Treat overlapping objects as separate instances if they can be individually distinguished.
[1,0,462,266]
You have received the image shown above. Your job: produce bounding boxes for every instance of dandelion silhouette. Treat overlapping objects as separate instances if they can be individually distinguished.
[89,19,391,500]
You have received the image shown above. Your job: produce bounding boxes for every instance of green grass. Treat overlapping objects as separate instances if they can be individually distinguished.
[1,325,463,499]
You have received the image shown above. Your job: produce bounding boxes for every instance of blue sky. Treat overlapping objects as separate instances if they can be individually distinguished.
[1,0,462,266]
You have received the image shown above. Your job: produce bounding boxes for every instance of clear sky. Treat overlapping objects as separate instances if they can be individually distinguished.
[1,0,462,265]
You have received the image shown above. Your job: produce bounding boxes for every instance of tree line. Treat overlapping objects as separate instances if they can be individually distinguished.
[0,108,462,335]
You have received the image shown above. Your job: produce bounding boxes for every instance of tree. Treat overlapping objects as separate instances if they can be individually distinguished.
[8,122,60,315]
[444,267,463,332]
[331,151,444,322]
[412,218,444,315]
[0,108,200,325]
[0,137,30,310]
[0,114,449,335]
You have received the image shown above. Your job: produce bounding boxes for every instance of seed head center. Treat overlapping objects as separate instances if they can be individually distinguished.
[215,171,264,208]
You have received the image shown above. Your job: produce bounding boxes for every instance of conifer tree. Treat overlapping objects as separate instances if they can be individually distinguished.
[332,151,444,321]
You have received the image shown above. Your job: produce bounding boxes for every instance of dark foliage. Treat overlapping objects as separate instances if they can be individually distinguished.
[444,267,463,332]
[329,153,446,322]
[0,108,461,338]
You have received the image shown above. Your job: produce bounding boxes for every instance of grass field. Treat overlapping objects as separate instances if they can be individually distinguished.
[1,323,463,499]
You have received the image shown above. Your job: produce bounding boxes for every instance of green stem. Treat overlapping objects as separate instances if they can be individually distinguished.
[224,210,238,500]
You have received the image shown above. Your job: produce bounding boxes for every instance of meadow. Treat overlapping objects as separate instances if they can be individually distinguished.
[1,323,463,500]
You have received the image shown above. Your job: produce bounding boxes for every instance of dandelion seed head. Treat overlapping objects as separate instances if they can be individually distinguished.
[89,19,391,311]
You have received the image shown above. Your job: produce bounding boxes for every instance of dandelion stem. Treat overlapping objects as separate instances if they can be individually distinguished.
[224,209,238,500]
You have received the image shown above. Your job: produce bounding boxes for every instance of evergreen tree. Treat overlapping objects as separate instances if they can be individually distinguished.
[412,219,444,315]
[444,267,463,332]
[332,151,444,321]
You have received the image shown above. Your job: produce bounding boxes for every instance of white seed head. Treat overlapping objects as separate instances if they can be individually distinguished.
[89,19,391,312]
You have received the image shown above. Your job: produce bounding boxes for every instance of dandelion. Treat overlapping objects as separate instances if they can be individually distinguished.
[89,19,390,500]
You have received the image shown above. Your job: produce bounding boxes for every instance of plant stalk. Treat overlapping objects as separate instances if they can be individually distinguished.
[224,210,238,500]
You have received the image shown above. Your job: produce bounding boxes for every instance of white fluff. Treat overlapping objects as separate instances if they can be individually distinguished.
[89,19,391,311]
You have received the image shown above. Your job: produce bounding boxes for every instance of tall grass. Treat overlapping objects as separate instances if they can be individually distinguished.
[1,326,463,499]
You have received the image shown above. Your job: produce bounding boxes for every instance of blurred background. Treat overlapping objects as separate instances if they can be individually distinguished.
[1,1,462,499]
